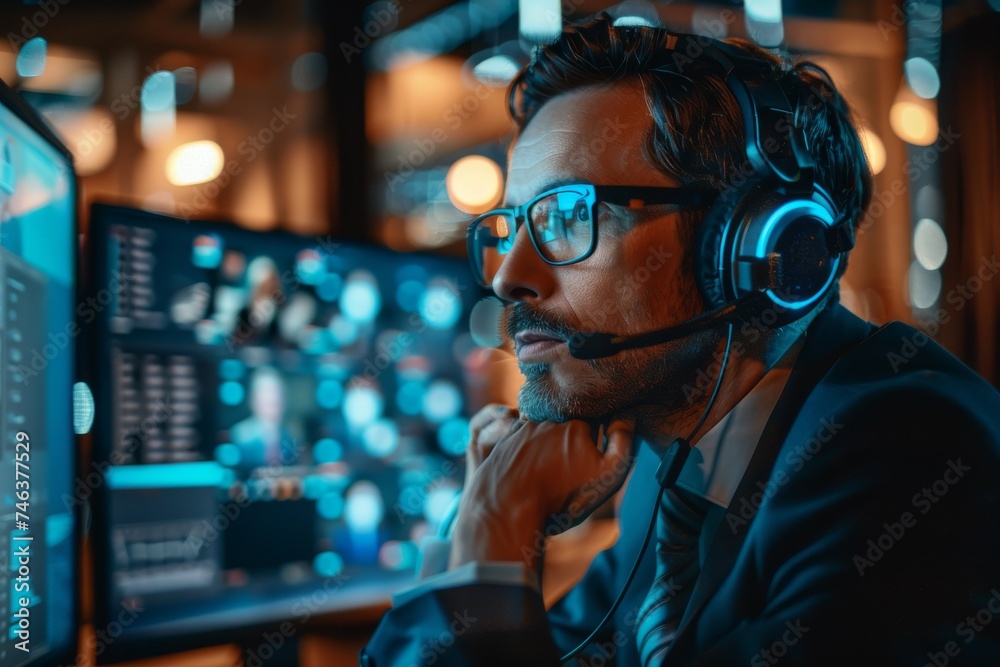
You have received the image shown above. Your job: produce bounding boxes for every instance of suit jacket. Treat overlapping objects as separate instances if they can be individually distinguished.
[360,304,1000,666]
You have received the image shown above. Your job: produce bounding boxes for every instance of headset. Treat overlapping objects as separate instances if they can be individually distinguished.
[567,30,856,361]
[687,32,854,323]
[555,28,858,663]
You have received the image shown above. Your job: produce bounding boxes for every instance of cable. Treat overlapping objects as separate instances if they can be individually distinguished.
[686,322,734,443]
[558,322,734,664]
[558,482,665,664]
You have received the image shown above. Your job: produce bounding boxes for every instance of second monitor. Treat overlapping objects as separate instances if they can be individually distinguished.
[87,204,491,661]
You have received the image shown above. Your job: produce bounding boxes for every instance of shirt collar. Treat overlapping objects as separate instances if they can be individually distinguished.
[672,362,794,507]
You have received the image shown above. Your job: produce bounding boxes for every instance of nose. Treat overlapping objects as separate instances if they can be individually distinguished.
[491,221,553,303]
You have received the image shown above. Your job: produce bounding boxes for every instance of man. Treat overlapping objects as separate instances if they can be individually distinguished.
[361,15,1000,666]
[230,366,301,474]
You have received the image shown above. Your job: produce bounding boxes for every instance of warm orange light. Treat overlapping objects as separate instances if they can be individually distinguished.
[44,107,117,176]
[889,80,938,146]
[166,140,224,186]
[445,155,503,214]
[857,125,886,175]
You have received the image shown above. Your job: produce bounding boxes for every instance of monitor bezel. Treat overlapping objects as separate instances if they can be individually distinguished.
[0,76,81,667]
[86,202,481,663]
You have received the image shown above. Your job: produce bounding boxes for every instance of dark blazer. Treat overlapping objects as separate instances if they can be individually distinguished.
[361,304,1000,666]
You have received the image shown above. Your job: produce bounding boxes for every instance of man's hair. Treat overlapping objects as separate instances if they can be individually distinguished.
[507,14,873,303]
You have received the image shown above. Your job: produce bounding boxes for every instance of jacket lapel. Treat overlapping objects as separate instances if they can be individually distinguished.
[668,304,875,656]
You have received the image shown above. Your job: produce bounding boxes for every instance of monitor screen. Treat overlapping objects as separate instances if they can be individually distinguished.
[87,204,491,660]
[0,82,78,667]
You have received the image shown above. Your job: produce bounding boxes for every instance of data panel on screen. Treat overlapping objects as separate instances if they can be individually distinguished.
[0,84,77,667]
[88,204,490,650]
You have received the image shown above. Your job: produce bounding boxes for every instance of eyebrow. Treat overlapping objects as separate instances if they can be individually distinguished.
[501,178,587,209]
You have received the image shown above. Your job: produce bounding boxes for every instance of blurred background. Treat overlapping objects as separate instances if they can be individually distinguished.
[0,0,997,665]
[1,0,998,374]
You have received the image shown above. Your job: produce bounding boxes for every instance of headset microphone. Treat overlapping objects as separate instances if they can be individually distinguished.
[567,293,768,360]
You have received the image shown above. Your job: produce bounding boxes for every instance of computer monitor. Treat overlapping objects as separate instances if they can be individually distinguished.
[87,204,491,662]
[0,80,79,666]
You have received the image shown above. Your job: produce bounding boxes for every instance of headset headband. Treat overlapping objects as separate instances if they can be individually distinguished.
[665,33,814,192]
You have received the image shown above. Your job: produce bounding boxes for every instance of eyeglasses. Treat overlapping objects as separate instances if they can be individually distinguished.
[466,183,716,287]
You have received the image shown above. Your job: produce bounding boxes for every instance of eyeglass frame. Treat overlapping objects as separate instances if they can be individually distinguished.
[466,183,717,287]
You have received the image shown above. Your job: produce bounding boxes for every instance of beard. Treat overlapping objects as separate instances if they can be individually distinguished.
[504,303,719,425]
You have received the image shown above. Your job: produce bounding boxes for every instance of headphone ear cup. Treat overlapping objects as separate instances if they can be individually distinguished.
[692,204,727,311]
[693,182,759,311]
[720,184,842,329]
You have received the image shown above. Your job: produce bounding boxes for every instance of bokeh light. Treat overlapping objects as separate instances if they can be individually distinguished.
[313,551,345,577]
[167,140,225,186]
[519,0,562,43]
[914,218,948,271]
[313,438,344,464]
[890,81,939,147]
[363,419,400,457]
[908,261,942,309]
[73,382,95,435]
[419,282,461,329]
[857,125,886,175]
[219,380,245,405]
[214,443,241,467]
[341,271,382,322]
[396,380,425,416]
[904,57,941,99]
[421,380,462,423]
[437,417,470,456]
[344,481,385,532]
[445,155,503,214]
[302,475,327,499]
[192,234,223,268]
[316,379,345,410]
[16,37,47,78]
[141,71,176,112]
[295,249,325,284]
[472,54,520,86]
[343,385,384,428]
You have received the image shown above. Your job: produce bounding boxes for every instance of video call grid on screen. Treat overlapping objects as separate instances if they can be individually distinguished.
[88,204,491,644]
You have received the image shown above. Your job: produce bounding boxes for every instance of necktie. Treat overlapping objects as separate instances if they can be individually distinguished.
[634,485,712,666]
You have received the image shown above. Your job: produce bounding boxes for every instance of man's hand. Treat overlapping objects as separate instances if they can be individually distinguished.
[450,417,634,571]
[465,404,522,485]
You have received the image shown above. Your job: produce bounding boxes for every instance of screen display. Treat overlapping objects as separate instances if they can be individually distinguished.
[0,89,77,667]
[89,205,490,656]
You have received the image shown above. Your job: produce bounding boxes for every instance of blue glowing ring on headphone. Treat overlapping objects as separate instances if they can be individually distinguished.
[731,196,840,311]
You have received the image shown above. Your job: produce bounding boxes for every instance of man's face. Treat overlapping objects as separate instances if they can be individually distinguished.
[497,82,717,425]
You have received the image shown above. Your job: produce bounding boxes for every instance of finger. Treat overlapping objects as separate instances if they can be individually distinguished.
[469,403,514,437]
[600,417,636,485]
[471,414,519,460]
[478,417,516,447]
[467,405,514,462]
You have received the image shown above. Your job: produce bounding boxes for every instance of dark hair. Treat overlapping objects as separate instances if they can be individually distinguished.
[508,14,873,293]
